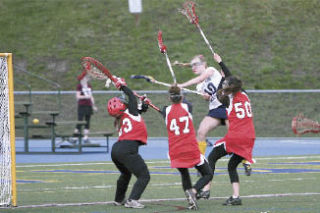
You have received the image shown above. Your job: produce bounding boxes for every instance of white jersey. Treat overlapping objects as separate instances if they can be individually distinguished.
[196,67,223,110]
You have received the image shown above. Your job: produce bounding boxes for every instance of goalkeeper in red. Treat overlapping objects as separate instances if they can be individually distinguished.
[107,78,150,209]
[161,85,213,210]
[200,76,255,206]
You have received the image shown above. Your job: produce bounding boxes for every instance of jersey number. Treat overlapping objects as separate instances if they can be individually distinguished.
[170,116,190,136]
[119,118,132,136]
[204,82,216,96]
[234,102,252,119]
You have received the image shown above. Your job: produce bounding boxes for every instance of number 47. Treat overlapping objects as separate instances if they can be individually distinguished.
[170,116,190,136]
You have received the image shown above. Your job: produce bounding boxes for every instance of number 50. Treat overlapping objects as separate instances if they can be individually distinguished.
[234,102,252,119]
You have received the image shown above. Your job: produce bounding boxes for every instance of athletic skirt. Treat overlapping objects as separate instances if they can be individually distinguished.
[207,106,227,125]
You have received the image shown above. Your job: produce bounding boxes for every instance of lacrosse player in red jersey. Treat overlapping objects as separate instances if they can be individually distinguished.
[203,76,256,206]
[108,78,151,209]
[161,85,213,210]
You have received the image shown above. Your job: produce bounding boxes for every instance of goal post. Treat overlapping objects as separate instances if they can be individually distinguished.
[0,53,17,207]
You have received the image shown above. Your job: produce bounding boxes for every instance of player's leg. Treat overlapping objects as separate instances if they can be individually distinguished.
[207,143,228,174]
[126,154,150,201]
[223,154,243,206]
[194,157,213,199]
[69,106,85,144]
[83,113,91,143]
[75,105,85,134]
[197,116,221,155]
[197,143,227,199]
[121,141,150,208]
[111,142,132,205]
[177,168,198,210]
[177,168,192,191]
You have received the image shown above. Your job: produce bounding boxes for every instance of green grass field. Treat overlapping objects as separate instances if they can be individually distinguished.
[2,155,320,212]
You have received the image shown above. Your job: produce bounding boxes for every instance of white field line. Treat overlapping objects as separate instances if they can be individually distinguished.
[16,156,320,168]
[16,160,171,168]
[2,192,320,209]
[18,177,317,192]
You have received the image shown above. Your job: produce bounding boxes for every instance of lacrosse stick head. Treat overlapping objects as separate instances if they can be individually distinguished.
[179,1,199,25]
[157,30,167,53]
[292,114,320,135]
[77,70,87,81]
[107,97,127,117]
[81,57,109,80]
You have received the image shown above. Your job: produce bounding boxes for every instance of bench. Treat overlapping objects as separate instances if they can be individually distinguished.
[31,128,114,153]
[57,131,114,153]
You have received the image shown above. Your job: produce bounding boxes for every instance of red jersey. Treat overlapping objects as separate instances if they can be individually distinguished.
[118,110,148,144]
[215,91,255,163]
[77,84,93,106]
[165,103,201,168]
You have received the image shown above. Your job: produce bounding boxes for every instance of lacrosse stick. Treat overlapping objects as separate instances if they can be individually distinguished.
[157,30,177,84]
[81,57,160,112]
[291,114,320,135]
[130,74,203,96]
[172,60,191,67]
[179,1,215,54]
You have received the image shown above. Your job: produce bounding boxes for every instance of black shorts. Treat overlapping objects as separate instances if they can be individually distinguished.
[207,106,227,125]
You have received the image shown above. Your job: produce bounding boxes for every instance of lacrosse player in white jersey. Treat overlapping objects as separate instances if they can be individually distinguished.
[178,53,232,159]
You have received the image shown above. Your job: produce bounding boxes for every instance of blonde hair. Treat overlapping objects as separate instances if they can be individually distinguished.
[191,54,206,64]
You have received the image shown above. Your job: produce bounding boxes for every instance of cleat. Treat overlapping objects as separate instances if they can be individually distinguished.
[113,200,125,206]
[243,163,252,176]
[185,189,198,210]
[223,196,242,206]
[124,199,145,208]
[196,190,210,200]
[187,205,198,210]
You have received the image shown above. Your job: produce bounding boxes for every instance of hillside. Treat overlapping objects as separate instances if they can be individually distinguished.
[1,0,319,91]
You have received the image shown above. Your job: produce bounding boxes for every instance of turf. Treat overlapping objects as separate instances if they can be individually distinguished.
[2,155,320,212]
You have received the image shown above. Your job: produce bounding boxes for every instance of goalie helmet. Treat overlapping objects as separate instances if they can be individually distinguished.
[107,97,127,117]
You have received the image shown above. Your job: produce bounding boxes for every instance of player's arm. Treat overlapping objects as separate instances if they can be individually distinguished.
[219,62,231,77]
[120,86,139,116]
[213,53,231,77]
[90,95,98,111]
[160,106,167,119]
[178,68,213,88]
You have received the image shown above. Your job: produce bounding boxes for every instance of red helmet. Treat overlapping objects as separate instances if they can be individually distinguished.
[107,97,127,117]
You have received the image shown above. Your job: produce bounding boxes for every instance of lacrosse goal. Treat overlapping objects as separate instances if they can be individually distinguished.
[0,53,17,207]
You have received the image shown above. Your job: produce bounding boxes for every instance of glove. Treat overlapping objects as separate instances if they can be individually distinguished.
[114,77,127,89]
[140,94,151,105]
[138,101,149,113]
[143,98,151,105]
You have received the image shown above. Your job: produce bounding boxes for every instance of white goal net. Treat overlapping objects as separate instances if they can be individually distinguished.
[0,53,16,207]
